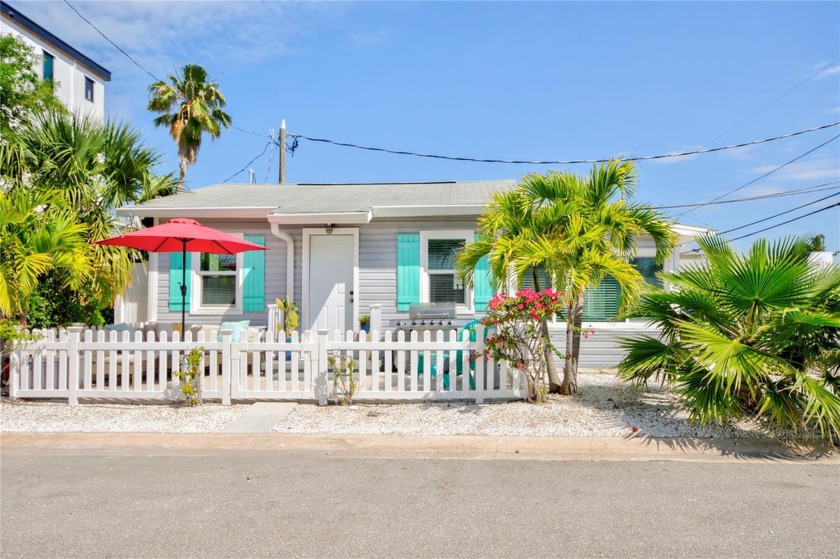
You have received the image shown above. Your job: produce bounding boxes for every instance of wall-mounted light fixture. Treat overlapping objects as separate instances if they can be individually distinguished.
[325,224,334,235]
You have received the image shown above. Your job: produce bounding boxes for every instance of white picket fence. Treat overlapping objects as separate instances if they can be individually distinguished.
[8,326,525,405]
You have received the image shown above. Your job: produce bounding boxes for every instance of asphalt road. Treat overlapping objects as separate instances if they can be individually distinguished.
[1,445,838,558]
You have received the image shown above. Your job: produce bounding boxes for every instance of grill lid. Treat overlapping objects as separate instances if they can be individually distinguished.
[408,302,457,320]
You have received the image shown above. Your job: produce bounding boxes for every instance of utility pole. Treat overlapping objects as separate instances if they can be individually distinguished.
[278,119,286,184]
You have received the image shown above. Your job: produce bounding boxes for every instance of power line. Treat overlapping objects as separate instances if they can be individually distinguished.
[221,141,273,183]
[63,0,161,82]
[727,202,840,243]
[672,134,840,219]
[286,121,839,165]
[680,196,840,254]
[264,131,277,182]
[651,181,840,209]
[641,57,840,187]
[232,126,269,138]
[718,192,840,235]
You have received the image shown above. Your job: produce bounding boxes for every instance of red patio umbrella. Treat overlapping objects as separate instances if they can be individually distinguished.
[96,218,267,336]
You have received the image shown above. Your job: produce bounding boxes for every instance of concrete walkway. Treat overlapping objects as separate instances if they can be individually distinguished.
[221,402,296,433]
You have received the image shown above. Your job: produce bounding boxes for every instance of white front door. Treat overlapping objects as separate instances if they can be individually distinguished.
[307,232,356,333]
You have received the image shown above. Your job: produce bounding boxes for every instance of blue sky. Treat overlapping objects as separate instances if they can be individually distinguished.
[12,0,840,252]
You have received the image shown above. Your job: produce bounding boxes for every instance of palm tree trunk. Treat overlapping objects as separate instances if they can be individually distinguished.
[542,317,562,393]
[177,157,188,192]
[560,295,584,395]
[530,265,563,393]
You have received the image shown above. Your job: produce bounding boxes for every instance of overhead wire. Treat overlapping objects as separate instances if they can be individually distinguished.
[641,57,840,187]
[718,192,840,235]
[726,203,840,243]
[264,131,277,182]
[285,121,839,165]
[651,181,840,209]
[680,193,840,253]
[63,0,161,82]
[232,126,269,138]
[221,141,273,183]
[672,134,840,219]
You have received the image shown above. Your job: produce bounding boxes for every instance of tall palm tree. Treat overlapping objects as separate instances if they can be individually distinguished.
[457,161,675,395]
[618,236,840,440]
[147,64,232,190]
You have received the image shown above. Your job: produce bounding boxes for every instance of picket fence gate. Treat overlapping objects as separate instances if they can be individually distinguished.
[7,327,525,405]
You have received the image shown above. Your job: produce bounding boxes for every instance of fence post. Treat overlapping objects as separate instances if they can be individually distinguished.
[266,304,278,340]
[369,304,382,335]
[9,348,20,398]
[221,329,233,405]
[316,329,329,406]
[67,326,83,405]
[472,327,484,404]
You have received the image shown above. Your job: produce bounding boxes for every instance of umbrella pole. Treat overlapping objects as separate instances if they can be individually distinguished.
[181,241,187,339]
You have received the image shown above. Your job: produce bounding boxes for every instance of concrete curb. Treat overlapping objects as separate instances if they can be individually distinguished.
[2,432,837,463]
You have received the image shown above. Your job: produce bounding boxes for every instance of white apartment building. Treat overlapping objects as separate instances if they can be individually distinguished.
[1,1,110,120]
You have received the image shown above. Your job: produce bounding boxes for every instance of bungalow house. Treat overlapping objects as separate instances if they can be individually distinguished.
[116,180,711,368]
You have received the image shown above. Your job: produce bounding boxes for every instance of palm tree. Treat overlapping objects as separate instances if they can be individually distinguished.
[457,187,569,391]
[457,161,675,395]
[521,162,675,394]
[147,64,232,190]
[0,188,90,321]
[3,111,176,323]
[618,236,840,440]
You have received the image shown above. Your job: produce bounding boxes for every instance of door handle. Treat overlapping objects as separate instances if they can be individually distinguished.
[350,290,354,295]
[350,298,354,303]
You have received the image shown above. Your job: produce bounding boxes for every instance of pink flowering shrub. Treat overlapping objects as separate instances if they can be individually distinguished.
[478,288,565,402]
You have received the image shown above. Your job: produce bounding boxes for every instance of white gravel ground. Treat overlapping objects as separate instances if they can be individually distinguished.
[274,373,781,439]
[0,373,799,438]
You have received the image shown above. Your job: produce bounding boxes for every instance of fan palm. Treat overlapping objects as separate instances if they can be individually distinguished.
[618,236,840,440]
[147,64,232,190]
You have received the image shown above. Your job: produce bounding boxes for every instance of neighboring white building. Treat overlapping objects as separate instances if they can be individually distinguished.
[1,1,110,120]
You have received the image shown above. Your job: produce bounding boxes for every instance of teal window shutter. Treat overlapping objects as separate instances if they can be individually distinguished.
[169,252,191,312]
[242,235,266,312]
[473,255,493,311]
[397,233,420,311]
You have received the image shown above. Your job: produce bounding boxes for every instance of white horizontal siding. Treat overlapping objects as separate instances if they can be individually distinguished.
[548,323,661,369]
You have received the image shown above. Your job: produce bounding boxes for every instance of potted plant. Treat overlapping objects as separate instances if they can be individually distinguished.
[276,297,299,334]
[358,314,370,334]
[276,297,299,360]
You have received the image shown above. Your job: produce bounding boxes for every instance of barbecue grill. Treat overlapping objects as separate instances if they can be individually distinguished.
[395,303,465,336]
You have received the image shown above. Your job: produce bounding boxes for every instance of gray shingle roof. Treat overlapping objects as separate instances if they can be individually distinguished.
[123,180,518,215]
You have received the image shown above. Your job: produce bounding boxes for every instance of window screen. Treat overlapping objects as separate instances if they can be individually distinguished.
[427,239,466,304]
[199,253,236,306]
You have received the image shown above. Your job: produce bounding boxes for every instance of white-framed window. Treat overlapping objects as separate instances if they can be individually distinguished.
[84,77,94,102]
[419,230,474,311]
[191,248,243,314]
